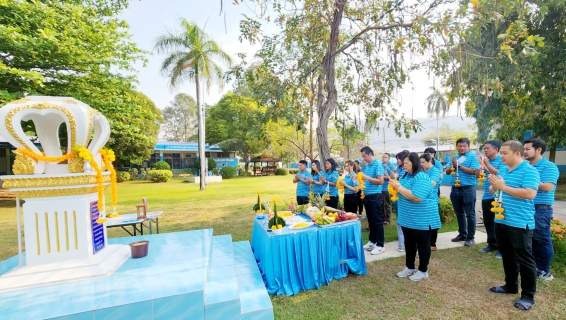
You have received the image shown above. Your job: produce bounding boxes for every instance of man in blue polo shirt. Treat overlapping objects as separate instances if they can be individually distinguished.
[524,138,560,281]
[488,140,539,311]
[478,140,506,256]
[360,146,385,255]
[446,138,480,246]
[293,160,312,205]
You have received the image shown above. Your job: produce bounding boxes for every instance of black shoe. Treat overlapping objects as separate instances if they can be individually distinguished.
[464,239,475,247]
[479,246,495,253]
[451,234,466,242]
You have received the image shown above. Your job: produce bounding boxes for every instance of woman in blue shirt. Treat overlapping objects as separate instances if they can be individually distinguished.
[390,152,440,281]
[340,160,360,213]
[320,158,339,209]
[420,154,442,251]
[310,160,325,198]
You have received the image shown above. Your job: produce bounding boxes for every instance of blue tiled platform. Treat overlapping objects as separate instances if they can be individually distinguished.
[0,230,273,320]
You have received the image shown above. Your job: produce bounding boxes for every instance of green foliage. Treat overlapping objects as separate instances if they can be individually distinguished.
[194,158,217,172]
[289,169,299,174]
[439,196,455,224]
[558,173,566,185]
[275,168,288,176]
[153,161,171,170]
[147,169,173,182]
[220,166,237,179]
[171,168,194,176]
[116,171,130,182]
[240,171,252,177]
[161,93,197,142]
[268,216,286,229]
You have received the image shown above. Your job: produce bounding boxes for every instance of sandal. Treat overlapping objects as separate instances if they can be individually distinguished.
[514,299,535,311]
[489,286,518,294]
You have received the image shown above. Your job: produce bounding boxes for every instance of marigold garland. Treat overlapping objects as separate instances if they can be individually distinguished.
[16,148,76,163]
[357,172,366,199]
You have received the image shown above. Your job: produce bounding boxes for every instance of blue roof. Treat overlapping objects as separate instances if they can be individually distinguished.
[154,141,223,152]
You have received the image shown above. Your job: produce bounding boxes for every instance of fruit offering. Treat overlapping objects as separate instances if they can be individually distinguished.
[293,222,311,229]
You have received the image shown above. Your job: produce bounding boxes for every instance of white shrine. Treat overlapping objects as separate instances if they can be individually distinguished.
[0,96,130,292]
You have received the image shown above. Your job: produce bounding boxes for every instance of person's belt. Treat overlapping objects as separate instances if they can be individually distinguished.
[534,204,551,209]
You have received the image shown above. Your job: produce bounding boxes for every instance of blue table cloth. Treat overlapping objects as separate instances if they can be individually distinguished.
[251,214,366,296]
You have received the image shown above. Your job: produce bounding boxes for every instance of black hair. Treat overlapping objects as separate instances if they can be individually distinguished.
[420,153,436,165]
[484,140,501,152]
[424,147,437,154]
[383,152,390,157]
[299,160,308,166]
[524,138,547,155]
[400,152,423,177]
[396,150,410,162]
[325,158,337,173]
[360,146,374,156]
[311,160,321,175]
[456,137,471,146]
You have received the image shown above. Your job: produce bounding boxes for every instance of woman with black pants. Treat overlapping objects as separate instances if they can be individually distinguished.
[420,154,442,251]
[354,160,364,216]
[341,160,360,213]
[389,152,440,281]
[320,158,339,209]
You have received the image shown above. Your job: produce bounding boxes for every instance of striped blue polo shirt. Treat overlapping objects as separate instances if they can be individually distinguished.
[495,160,540,229]
[343,172,359,195]
[396,166,406,180]
[296,169,312,197]
[311,172,325,195]
[382,162,395,190]
[397,171,441,230]
[324,170,339,197]
[482,155,506,200]
[425,166,441,204]
[448,151,480,186]
[434,159,444,173]
[361,159,384,195]
[531,157,559,206]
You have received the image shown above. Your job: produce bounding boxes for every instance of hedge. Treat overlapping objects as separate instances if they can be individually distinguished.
[147,169,173,182]
[153,161,171,170]
[116,171,130,182]
[220,166,237,179]
[275,168,288,176]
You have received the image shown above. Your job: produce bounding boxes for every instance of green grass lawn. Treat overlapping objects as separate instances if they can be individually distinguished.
[1,175,565,319]
[555,183,566,200]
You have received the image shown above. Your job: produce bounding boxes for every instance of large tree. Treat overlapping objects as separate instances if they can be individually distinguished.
[206,93,269,172]
[154,19,232,190]
[233,0,453,163]
[0,0,160,163]
[161,93,197,142]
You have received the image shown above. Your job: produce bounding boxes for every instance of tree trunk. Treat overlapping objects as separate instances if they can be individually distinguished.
[316,1,345,164]
[549,146,556,163]
[309,101,314,161]
[244,150,251,173]
[196,74,206,190]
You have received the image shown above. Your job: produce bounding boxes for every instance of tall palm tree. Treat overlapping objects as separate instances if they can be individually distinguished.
[425,87,449,156]
[154,19,232,190]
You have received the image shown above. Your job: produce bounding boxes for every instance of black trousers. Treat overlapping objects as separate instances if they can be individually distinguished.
[297,196,309,205]
[363,193,384,246]
[326,196,338,209]
[482,199,497,249]
[344,193,358,214]
[495,223,537,301]
[430,203,441,246]
[357,190,364,215]
[381,191,392,222]
[402,226,432,272]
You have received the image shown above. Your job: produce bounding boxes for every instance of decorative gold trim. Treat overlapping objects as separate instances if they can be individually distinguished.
[86,108,93,147]
[11,186,109,198]
[63,99,78,104]
[11,98,30,104]
[64,211,69,251]
[12,150,36,175]
[2,174,111,188]
[67,156,85,173]
[73,211,78,250]
[35,213,40,256]
[5,102,77,151]
[45,212,51,253]
[55,211,60,252]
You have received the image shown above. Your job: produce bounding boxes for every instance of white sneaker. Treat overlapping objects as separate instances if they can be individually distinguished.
[396,267,416,278]
[409,270,429,281]
[363,241,375,251]
[398,248,405,252]
[370,246,385,255]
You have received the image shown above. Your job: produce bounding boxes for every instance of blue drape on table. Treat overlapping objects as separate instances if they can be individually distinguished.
[251,215,366,296]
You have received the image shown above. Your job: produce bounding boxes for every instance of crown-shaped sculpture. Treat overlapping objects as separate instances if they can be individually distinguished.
[0,96,110,174]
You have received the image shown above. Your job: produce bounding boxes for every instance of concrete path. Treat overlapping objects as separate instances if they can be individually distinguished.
[365,230,487,263]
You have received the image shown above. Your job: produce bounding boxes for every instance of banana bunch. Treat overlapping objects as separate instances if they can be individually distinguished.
[314,211,335,225]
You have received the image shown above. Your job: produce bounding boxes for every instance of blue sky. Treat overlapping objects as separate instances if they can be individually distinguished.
[119,0,460,121]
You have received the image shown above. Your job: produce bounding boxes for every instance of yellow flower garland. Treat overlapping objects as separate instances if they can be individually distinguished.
[16,148,76,163]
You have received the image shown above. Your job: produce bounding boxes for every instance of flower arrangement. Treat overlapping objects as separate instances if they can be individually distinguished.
[253,190,266,213]
[268,197,285,229]
[551,218,566,242]
[99,149,119,218]
[337,176,344,194]
[16,148,76,163]
[388,183,399,202]
[439,196,455,223]
[477,169,487,187]
[357,172,365,199]
[490,190,505,220]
